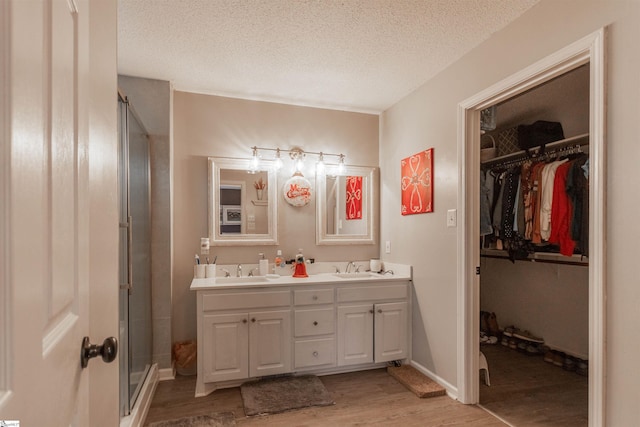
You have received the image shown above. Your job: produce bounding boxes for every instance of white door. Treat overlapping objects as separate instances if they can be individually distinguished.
[0,0,118,425]
[374,302,408,363]
[249,310,292,377]
[337,304,374,366]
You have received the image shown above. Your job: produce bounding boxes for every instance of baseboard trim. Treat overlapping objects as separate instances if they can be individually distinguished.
[158,365,175,381]
[409,359,458,400]
[120,363,159,427]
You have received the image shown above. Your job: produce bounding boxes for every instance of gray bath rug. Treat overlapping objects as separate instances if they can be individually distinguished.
[147,412,236,427]
[240,375,335,416]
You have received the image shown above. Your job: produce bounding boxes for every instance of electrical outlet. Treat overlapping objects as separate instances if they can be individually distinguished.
[385,241,391,253]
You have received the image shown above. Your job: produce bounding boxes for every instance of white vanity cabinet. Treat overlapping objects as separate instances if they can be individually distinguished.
[196,288,292,397]
[337,285,409,366]
[192,275,411,397]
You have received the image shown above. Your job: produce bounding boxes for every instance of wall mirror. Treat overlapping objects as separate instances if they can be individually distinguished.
[316,165,378,245]
[208,157,278,245]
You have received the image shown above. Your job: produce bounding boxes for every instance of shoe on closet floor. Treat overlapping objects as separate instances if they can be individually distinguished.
[526,343,544,356]
[513,329,545,344]
[501,336,510,347]
[576,359,588,376]
[503,325,520,337]
[543,349,555,363]
[552,351,566,367]
[563,355,577,372]
[517,341,528,353]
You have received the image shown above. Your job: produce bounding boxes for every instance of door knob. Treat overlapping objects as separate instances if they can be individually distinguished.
[81,336,118,368]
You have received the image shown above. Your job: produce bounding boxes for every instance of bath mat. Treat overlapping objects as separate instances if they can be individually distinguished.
[147,412,236,427]
[387,365,446,398]
[240,375,334,416]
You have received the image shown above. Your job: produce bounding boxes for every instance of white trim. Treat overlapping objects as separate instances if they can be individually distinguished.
[158,366,175,381]
[120,363,159,427]
[456,28,606,427]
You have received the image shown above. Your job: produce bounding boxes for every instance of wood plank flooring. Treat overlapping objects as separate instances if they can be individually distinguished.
[480,344,588,426]
[144,346,587,426]
[144,369,505,426]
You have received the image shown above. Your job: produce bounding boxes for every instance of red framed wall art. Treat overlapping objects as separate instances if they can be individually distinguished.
[401,148,433,215]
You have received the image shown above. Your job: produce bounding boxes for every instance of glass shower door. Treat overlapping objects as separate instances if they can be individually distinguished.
[118,95,152,417]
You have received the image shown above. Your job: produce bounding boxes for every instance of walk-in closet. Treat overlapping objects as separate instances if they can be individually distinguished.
[477,64,590,426]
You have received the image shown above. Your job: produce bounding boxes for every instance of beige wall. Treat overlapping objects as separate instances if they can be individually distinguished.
[172,92,379,342]
[380,1,640,424]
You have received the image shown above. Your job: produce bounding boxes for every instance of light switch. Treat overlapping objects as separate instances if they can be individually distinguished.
[385,241,391,253]
[447,209,457,227]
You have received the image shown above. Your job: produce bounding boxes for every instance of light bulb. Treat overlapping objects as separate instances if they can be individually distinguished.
[337,154,345,175]
[250,147,259,172]
[274,148,283,170]
[316,152,325,174]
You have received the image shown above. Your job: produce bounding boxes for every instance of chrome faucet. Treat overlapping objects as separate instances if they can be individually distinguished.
[355,264,363,273]
[333,265,341,273]
[236,264,242,277]
[248,267,259,277]
[345,261,356,273]
[222,269,231,277]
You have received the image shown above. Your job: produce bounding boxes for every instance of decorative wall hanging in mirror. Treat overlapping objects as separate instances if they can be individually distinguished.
[208,157,278,245]
[401,148,433,215]
[316,165,378,245]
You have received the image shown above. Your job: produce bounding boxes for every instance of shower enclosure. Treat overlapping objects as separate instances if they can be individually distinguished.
[118,92,153,417]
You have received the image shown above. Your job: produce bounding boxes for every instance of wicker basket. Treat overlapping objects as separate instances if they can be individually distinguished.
[480,135,497,162]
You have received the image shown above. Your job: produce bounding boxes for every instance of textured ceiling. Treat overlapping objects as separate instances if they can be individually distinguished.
[118,0,539,113]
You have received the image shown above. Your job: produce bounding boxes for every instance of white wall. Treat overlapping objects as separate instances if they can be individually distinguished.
[172,92,379,342]
[380,1,640,424]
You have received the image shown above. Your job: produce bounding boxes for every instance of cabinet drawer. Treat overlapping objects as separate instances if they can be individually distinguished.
[202,291,290,311]
[293,288,334,306]
[294,338,336,368]
[337,284,408,303]
[294,308,334,337]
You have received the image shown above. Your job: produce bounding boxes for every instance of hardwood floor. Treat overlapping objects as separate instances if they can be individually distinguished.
[480,344,588,426]
[144,369,505,426]
[144,347,587,426]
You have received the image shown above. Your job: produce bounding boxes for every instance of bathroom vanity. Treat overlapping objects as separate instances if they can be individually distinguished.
[190,265,411,397]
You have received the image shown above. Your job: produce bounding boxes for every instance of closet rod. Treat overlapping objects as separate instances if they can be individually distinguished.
[481,252,588,267]
[481,133,589,170]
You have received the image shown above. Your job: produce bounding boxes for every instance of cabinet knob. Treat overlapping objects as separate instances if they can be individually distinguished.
[313,321,318,326]
[377,309,382,314]
[313,351,319,357]
[312,295,318,300]
[242,318,248,324]
[251,318,256,323]
[369,309,374,314]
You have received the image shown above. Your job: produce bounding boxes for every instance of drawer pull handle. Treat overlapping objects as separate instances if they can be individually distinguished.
[242,319,248,324]
[313,351,319,357]
[251,318,256,323]
[312,295,318,300]
[369,309,374,314]
[377,309,383,314]
[313,321,318,326]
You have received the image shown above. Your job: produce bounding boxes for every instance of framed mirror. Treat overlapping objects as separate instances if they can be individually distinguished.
[208,157,278,245]
[316,165,378,245]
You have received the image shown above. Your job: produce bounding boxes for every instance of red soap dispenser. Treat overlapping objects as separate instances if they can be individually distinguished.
[292,248,308,278]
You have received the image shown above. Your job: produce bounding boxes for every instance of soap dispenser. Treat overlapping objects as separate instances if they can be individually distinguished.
[274,250,284,269]
[258,253,268,276]
[292,248,308,278]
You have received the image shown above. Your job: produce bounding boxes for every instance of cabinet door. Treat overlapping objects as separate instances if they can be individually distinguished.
[337,304,374,366]
[249,310,292,377]
[374,301,408,363]
[202,313,249,382]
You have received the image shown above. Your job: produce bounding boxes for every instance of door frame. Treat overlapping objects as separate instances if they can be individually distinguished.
[456,28,606,426]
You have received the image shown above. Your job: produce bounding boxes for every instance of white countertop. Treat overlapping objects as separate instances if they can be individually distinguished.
[190,262,412,291]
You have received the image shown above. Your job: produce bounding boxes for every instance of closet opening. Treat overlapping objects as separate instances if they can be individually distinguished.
[457,29,605,426]
[478,64,589,425]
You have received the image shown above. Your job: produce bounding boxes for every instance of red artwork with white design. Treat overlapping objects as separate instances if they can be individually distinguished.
[346,176,362,220]
[401,148,433,215]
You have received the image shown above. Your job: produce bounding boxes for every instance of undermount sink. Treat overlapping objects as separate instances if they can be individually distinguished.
[333,272,378,279]
[215,276,270,284]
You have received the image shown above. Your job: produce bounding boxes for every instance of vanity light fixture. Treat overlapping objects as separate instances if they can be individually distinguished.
[249,146,260,173]
[248,146,346,175]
